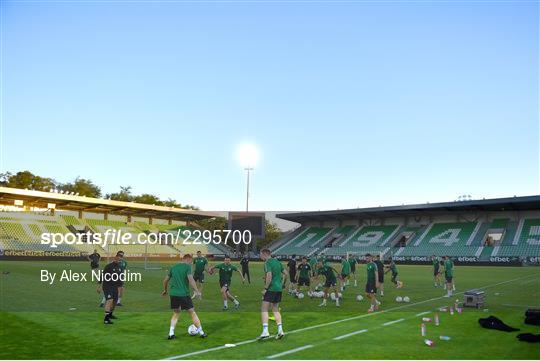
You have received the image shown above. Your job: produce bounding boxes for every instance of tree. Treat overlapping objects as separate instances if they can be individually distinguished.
[132,193,164,206]
[0,170,56,191]
[106,186,133,202]
[163,198,182,208]
[260,220,282,248]
[59,177,102,197]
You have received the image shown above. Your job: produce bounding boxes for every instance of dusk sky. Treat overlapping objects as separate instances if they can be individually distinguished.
[3,0,538,211]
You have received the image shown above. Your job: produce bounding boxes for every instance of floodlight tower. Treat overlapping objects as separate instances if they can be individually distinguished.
[237,143,259,212]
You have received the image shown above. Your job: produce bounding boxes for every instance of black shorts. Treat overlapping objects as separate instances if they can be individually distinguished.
[378,273,384,283]
[298,277,310,286]
[324,279,337,288]
[90,263,99,270]
[365,281,376,294]
[170,296,194,310]
[445,275,453,283]
[263,290,282,304]
[350,265,356,273]
[341,273,349,279]
[219,280,230,291]
[434,269,440,276]
[102,284,118,302]
[194,273,205,283]
[289,272,297,283]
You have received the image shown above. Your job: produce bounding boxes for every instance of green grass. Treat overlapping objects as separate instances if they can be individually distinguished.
[1,260,540,359]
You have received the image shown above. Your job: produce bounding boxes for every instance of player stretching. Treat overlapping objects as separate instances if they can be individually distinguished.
[348,253,357,287]
[287,255,297,294]
[432,255,441,287]
[259,248,286,340]
[162,253,207,339]
[240,253,251,283]
[209,256,244,310]
[192,251,208,299]
[365,253,380,312]
[339,255,351,292]
[296,257,312,296]
[374,255,385,297]
[316,261,340,307]
[443,255,455,297]
[385,258,403,288]
[97,252,122,324]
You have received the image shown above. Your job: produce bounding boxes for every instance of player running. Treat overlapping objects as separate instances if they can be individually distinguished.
[385,258,403,288]
[432,255,442,287]
[97,252,122,324]
[339,255,351,292]
[443,255,455,297]
[192,251,208,299]
[316,260,341,307]
[209,256,245,310]
[296,257,312,296]
[162,253,207,339]
[365,253,380,313]
[374,254,385,297]
[287,255,297,294]
[259,248,286,340]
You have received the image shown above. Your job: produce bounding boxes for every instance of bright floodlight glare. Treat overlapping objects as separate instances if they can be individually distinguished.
[237,143,259,168]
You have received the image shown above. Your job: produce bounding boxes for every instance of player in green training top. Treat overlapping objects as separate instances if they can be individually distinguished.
[259,248,287,340]
[209,256,245,310]
[339,256,351,292]
[443,255,455,297]
[348,253,358,287]
[315,261,341,307]
[192,251,208,300]
[365,253,380,312]
[432,255,442,287]
[295,257,312,296]
[384,257,403,289]
[162,253,207,339]
[117,251,128,306]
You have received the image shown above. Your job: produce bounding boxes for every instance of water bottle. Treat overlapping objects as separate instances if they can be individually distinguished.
[434,313,440,326]
[422,317,432,322]
[439,336,451,341]
[421,323,426,336]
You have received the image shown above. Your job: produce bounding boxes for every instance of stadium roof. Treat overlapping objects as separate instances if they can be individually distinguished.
[0,186,218,221]
[277,195,540,223]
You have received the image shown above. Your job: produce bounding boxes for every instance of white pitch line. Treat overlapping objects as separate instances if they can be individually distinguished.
[266,345,314,359]
[333,329,368,340]
[382,318,404,326]
[165,273,536,360]
[415,311,431,317]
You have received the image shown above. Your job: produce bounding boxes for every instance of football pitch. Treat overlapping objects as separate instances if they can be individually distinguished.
[1,260,539,360]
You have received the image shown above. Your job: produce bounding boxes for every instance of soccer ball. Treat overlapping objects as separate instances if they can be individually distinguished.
[396,296,403,303]
[356,295,363,302]
[403,296,410,303]
[297,292,304,299]
[397,281,404,288]
[330,292,336,300]
[188,324,198,336]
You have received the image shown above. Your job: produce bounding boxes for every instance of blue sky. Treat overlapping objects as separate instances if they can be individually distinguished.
[2,1,539,211]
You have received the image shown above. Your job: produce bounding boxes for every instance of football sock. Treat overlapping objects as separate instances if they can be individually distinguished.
[224,300,228,307]
[262,323,268,333]
[169,326,175,336]
[197,326,205,335]
[277,324,283,333]
[104,311,112,321]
